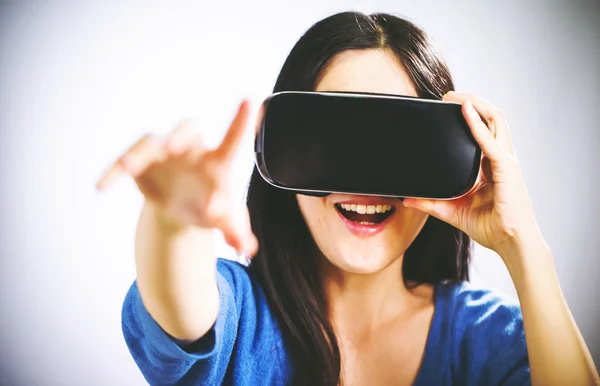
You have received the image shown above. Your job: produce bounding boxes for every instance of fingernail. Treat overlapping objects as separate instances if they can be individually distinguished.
[465,101,479,120]
[465,100,476,114]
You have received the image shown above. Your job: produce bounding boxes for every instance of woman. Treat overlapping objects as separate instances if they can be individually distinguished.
[97,12,599,386]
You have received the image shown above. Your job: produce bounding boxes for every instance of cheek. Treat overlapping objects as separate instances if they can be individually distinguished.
[296,195,328,231]
[391,208,429,241]
[399,207,428,224]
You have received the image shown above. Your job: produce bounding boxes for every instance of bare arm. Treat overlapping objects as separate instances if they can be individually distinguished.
[134,203,218,342]
[499,234,600,386]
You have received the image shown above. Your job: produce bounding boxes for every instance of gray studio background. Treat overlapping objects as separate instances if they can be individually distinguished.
[1,1,598,384]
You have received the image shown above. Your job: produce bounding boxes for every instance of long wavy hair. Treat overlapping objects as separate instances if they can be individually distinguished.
[246,11,471,386]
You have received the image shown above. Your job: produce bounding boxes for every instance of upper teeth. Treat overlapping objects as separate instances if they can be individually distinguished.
[339,204,393,214]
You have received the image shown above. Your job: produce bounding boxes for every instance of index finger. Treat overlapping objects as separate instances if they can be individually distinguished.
[443,92,515,156]
[212,100,252,161]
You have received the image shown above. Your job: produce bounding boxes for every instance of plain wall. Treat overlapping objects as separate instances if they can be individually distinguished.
[1,1,598,384]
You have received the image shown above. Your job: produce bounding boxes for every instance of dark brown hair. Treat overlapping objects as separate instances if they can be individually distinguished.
[247,11,471,385]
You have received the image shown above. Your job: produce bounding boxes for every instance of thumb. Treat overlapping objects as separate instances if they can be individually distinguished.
[219,206,258,256]
[402,198,459,228]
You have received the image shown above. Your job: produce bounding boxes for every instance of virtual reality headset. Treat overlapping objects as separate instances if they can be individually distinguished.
[254,91,481,200]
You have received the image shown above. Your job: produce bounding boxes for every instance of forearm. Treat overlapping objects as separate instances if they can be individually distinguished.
[135,202,220,342]
[500,234,600,385]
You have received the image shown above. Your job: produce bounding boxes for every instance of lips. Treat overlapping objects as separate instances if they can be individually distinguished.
[335,203,395,224]
[334,198,397,237]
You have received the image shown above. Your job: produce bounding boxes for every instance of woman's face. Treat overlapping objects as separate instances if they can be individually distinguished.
[297,49,429,275]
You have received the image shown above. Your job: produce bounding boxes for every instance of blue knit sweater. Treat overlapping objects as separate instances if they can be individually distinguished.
[122,258,530,385]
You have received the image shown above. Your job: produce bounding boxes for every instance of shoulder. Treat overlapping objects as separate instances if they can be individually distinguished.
[438,281,523,330]
[436,281,530,385]
[216,257,291,377]
[217,258,255,295]
[215,257,252,285]
[215,257,271,313]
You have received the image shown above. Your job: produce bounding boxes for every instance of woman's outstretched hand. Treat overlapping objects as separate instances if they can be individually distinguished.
[96,100,258,256]
[402,91,543,258]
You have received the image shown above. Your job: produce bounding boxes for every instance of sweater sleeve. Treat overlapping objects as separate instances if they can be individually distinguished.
[450,284,531,386]
[121,258,286,385]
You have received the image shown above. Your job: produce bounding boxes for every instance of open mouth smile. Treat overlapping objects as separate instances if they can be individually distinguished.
[334,201,397,237]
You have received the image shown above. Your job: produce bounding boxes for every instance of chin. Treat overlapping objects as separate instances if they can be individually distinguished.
[323,247,400,275]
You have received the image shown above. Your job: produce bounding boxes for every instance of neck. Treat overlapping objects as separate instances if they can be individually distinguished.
[322,256,412,333]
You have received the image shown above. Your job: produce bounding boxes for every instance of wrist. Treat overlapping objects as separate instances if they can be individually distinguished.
[495,220,547,259]
[144,201,188,231]
[496,225,555,286]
